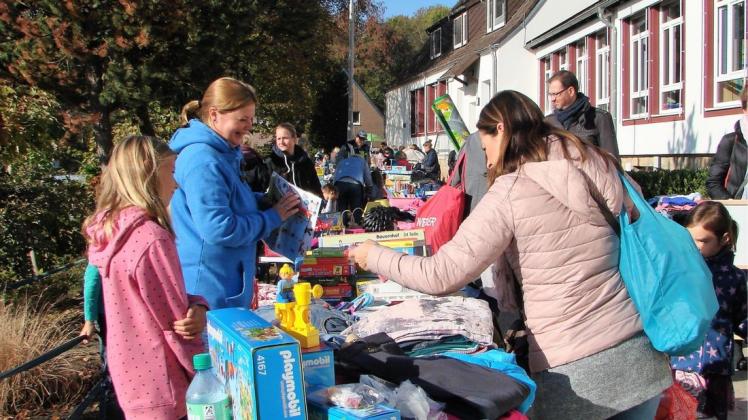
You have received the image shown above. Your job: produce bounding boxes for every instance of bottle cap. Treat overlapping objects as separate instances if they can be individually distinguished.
[193,353,212,371]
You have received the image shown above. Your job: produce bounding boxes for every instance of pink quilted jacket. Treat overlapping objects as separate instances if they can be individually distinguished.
[367,136,643,372]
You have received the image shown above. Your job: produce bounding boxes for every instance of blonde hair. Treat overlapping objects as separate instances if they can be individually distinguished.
[276,122,298,139]
[279,263,295,278]
[83,136,175,245]
[180,77,258,126]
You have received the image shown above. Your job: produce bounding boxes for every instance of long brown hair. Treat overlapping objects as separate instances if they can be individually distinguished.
[476,90,613,183]
[687,201,739,252]
[83,136,175,245]
[180,77,258,127]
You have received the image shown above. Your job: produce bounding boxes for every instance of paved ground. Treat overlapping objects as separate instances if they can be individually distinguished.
[729,369,746,420]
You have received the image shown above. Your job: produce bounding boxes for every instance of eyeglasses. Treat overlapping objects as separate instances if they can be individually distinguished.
[547,87,570,98]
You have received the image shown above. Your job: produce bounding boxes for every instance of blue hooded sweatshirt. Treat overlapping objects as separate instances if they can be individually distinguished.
[169,119,281,309]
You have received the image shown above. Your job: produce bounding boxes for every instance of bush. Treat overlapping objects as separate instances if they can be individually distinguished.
[0,296,99,417]
[0,150,94,287]
[627,169,709,199]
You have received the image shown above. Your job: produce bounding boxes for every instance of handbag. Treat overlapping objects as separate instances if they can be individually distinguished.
[591,172,718,355]
[415,152,466,254]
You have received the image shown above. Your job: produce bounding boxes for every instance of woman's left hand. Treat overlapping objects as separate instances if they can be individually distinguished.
[350,240,377,271]
[174,304,207,340]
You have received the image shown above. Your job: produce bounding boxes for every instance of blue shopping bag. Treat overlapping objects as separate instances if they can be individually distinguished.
[617,174,718,355]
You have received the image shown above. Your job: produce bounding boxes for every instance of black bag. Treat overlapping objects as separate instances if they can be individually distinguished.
[336,333,530,419]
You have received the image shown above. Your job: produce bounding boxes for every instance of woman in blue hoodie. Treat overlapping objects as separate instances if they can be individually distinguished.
[169,77,299,310]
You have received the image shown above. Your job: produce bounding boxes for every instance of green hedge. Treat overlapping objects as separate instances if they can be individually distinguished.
[0,153,94,286]
[626,169,709,200]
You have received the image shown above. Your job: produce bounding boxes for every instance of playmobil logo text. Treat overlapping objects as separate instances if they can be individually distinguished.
[280,350,302,417]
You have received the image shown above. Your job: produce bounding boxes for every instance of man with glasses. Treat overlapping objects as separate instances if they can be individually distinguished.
[545,70,620,160]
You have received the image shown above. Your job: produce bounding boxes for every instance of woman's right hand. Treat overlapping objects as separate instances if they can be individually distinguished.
[273,193,301,221]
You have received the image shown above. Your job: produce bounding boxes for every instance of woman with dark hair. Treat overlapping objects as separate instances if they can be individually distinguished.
[351,90,671,419]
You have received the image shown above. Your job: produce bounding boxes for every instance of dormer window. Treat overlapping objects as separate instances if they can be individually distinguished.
[454,12,467,48]
[430,28,442,59]
[487,0,506,32]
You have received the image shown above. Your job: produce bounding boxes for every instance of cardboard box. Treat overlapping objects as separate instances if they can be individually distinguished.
[207,308,307,420]
[318,229,425,248]
[308,400,401,420]
[355,279,427,301]
[301,344,335,394]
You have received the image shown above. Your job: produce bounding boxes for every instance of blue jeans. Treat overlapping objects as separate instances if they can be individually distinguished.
[608,394,662,420]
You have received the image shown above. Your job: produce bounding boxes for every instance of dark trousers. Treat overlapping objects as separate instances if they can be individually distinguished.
[335,181,364,224]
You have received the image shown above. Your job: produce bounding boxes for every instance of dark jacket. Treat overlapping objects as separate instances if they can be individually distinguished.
[422,148,441,181]
[240,144,266,192]
[706,120,747,199]
[671,249,746,376]
[450,132,488,215]
[346,139,370,158]
[250,144,323,198]
[545,97,620,160]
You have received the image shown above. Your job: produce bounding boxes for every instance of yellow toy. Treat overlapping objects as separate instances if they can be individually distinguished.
[274,269,324,348]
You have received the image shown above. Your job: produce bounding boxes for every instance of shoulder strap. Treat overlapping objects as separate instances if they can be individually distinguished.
[445,151,467,189]
[580,169,621,236]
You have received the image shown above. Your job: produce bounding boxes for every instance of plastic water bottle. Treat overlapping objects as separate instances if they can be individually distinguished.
[186,353,231,420]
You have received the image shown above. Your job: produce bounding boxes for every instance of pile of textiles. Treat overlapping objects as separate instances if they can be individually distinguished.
[342,296,495,348]
[647,193,702,220]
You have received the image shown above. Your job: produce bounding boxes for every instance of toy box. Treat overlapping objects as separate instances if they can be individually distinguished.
[308,398,401,420]
[355,279,427,302]
[207,308,307,420]
[318,229,425,248]
[301,344,335,394]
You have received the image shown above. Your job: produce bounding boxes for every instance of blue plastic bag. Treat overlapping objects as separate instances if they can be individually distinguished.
[617,174,718,355]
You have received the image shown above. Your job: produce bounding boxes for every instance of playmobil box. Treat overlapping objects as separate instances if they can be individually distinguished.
[301,343,335,393]
[207,308,307,420]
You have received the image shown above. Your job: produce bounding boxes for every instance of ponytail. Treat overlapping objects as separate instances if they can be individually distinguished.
[180,100,201,126]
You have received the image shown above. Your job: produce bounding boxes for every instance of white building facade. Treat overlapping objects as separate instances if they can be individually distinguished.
[385,0,747,169]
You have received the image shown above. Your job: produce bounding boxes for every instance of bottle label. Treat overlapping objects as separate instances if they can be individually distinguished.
[187,397,231,420]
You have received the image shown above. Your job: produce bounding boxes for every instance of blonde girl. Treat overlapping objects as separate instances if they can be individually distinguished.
[84,136,208,420]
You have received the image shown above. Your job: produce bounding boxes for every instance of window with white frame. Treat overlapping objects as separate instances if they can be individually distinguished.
[486,0,506,32]
[596,31,610,111]
[454,12,467,48]
[576,40,588,95]
[430,28,442,59]
[630,14,649,117]
[558,47,569,71]
[543,57,553,115]
[715,0,746,106]
[660,0,683,112]
[352,111,361,125]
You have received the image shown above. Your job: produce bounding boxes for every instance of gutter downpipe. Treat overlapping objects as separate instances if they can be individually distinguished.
[491,44,499,95]
[597,4,617,127]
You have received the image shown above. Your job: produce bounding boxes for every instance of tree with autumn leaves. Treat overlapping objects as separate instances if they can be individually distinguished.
[0,0,449,162]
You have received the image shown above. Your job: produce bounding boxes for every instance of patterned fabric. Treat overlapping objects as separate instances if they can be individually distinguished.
[343,297,494,346]
[674,370,707,398]
[671,250,747,375]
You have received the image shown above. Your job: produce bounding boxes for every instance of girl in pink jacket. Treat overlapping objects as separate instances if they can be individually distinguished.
[352,91,672,420]
[84,136,208,419]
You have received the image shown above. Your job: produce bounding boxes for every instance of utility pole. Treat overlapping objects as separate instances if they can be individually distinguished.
[347,0,355,141]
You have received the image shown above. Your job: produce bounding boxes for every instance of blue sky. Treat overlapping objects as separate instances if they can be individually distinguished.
[382,0,455,18]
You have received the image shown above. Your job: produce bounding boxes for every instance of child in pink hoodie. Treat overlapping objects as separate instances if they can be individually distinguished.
[84,135,208,419]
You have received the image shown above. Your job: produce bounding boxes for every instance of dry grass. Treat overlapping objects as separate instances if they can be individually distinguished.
[0,295,100,417]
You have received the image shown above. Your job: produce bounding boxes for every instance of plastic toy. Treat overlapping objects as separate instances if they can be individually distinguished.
[274,271,324,348]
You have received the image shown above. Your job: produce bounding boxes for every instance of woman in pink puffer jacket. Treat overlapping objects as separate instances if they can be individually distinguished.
[352,91,672,420]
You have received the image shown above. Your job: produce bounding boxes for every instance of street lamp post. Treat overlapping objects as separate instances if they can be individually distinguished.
[347,0,355,141]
